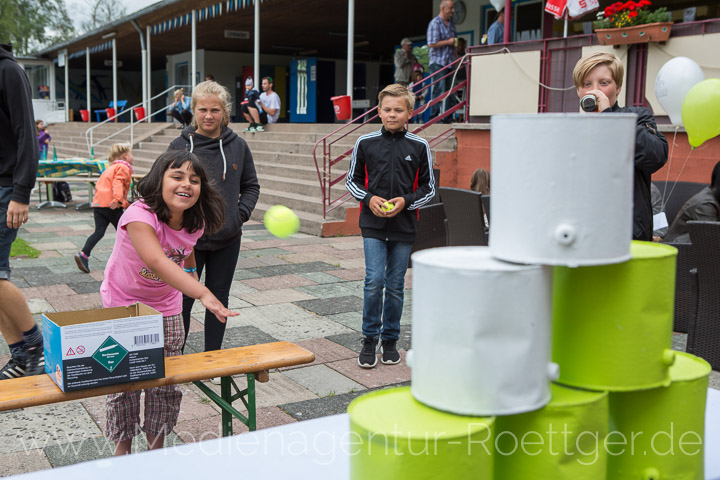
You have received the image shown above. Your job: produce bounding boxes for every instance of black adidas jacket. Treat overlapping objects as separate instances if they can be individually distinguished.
[346,127,435,243]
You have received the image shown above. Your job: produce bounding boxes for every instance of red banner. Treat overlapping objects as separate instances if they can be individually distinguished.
[545,0,566,18]
[545,0,598,19]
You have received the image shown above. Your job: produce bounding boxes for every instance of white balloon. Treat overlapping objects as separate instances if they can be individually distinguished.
[655,57,705,127]
[489,0,505,12]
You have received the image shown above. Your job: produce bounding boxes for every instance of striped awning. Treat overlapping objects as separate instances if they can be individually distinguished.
[54,41,114,64]
[151,0,261,35]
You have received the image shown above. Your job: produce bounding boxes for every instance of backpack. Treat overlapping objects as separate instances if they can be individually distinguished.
[52,181,72,202]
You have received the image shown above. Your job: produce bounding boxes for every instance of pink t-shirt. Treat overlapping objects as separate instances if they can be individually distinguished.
[100,201,204,316]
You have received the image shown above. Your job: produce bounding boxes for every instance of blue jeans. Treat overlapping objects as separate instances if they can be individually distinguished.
[0,186,19,280]
[429,63,445,119]
[429,62,457,121]
[362,237,413,341]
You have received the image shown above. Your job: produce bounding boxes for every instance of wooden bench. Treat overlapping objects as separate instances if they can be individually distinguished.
[36,174,147,209]
[0,342,314,436]
[36,176,98,210]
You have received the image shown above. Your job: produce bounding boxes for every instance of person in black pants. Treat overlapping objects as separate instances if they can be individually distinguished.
[167,81,259,366]
[75,144,134,273]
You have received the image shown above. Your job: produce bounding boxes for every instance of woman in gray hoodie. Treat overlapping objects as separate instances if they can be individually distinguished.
[168,80,260,354]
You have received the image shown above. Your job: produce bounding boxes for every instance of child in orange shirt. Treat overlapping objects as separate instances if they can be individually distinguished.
[75,143,134,273]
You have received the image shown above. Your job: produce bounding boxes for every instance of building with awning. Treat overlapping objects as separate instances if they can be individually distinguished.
[18,0,720,124]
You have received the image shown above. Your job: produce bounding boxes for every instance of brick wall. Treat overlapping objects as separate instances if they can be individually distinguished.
[445,127,720,189]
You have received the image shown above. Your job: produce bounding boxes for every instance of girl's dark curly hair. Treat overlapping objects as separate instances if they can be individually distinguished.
[137,150,225,235]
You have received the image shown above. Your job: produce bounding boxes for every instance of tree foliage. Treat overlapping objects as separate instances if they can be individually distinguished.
[80,0,127,33]
[0,0,75,55]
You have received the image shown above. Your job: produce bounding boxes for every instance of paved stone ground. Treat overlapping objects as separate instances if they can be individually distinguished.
[1,186,718,476]
[0,187,416,476]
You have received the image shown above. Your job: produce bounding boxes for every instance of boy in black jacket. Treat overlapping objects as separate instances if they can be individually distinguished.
[573,52,668,240]
[346,84,435,368]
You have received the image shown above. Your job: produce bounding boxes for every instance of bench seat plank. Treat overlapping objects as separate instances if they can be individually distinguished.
[37,177,97,183]
[0,342,314,412]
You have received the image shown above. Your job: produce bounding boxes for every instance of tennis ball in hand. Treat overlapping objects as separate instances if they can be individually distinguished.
[381,201,395,212]
[264,205,300,238]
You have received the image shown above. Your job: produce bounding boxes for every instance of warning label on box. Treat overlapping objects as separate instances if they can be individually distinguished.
[92,336,128,372]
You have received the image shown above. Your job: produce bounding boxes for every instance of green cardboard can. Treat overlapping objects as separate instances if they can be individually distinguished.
[348,387,494,479]
[607,352,710,480]
[494,383,609,480]
[553,241,677,391]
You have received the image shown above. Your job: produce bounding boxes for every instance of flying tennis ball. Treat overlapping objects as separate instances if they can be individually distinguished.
[381,201,395,212]
[264,205,300,238]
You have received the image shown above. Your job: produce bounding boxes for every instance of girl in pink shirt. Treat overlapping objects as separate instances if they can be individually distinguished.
[101,150,236,455]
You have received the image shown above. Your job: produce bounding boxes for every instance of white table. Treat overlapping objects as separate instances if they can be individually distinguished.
[14,389,720,479]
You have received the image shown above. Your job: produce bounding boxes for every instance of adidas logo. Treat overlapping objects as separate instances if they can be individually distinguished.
[404,155,412,161]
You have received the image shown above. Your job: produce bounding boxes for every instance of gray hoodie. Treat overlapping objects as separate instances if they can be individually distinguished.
[168,125,260,251]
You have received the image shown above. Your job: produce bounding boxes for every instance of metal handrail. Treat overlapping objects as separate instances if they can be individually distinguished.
[84,85,191,156]
[312,57,469,219]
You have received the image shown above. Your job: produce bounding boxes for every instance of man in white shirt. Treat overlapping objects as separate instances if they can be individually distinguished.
[259,77,281,124]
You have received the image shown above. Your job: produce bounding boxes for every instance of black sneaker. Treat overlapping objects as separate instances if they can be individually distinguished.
[23,344,45,376]
[358,336,378,369]
[380,339,401,365]
[75,253,90,273]
[0,357,26,380]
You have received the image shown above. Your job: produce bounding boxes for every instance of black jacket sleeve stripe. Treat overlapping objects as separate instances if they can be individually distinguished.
[405,132,435,210]
[346,131,382,202]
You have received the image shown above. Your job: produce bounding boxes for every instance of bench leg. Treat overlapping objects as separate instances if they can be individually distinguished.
[221,376,232,436]
[36,182,68,210]
[247,373,256,431]
[192,372,257,437]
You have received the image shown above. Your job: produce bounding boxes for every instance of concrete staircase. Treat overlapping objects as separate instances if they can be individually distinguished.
[47,121,169,170]
[47,121,456,236]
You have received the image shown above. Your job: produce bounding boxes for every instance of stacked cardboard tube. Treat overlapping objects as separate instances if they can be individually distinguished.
[347,114,711,479]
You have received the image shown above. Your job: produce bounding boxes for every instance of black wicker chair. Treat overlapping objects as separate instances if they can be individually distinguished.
[481,195,490,225]
[653,181,707,225]
[409,203,448,267]
[438,187,487,246]
[686,221,720,371]
[664,242,697,333]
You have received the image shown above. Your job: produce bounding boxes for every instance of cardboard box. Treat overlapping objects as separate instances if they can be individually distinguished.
[42,303,165,392]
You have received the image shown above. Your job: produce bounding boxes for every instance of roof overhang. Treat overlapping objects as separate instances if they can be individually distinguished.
[37,0,433,70]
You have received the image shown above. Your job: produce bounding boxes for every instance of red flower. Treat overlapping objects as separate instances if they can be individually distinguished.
[638,0,651,6]
[623,1,637,11]
[629,10,638,17]
[605,6,616,16]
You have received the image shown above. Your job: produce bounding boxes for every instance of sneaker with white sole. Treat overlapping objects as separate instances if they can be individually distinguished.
[358,336,379,368]
[0,357,26,380]
[254,125,265,132]
[380,339,401,365]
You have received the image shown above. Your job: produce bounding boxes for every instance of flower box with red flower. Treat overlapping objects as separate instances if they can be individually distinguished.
[593,0,672,46]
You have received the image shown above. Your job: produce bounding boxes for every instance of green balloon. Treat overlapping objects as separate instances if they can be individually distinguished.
[681,78,720,148]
